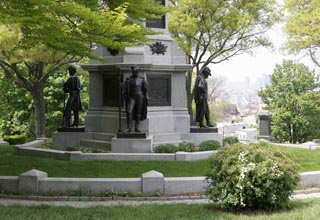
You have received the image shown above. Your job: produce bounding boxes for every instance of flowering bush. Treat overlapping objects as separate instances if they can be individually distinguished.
[206,142,300,210]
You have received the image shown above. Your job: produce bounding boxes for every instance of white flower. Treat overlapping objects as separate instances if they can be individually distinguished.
[238,150,250,161]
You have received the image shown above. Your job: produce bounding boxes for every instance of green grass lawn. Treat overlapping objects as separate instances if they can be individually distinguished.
[0,146,209,177]
[280,146,320,172]
[1,198,320,220]
[1,145,320,178]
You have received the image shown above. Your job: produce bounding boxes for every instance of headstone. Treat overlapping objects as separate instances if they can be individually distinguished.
[258,111,272,141]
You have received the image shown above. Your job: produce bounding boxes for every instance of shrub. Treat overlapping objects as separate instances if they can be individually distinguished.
[154,144,178,153]
[3,134,27,145]
[206,142,300,211]
[154,142,195,153]
[198,140,221,151]
[223,136,239,146]
[177,142,195,152]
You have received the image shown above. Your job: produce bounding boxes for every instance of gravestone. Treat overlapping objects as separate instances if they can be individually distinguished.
[258,111,272,141]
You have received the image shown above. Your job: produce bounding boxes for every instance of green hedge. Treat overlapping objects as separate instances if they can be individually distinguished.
[154,142,195,153]
[3,134,27,145]
[223,136,239,146]
[198,140,221,151]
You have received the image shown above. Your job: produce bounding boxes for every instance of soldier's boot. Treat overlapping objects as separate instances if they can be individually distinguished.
[66,112,71,128]
[125,115,132,132]
[199,117,207,128]
[135,115,141,132]
[72,111,79,127]
[205,112,214,127]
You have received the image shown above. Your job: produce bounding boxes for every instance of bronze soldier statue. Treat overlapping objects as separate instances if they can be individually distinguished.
[123,64,148,132]
[194,67,214,128]
[63,65,82,127]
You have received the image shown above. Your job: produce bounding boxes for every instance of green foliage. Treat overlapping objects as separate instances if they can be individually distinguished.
[169,0,280,122]
[223,136,239,146]
[206,142,300,211]
[285,0,320,67]
[0,1,165,137]
[3,134,27,145]
[198,140,221,151]
[154,142,195,153]
[0,71,34,138]
[258,60,320,143]
[0,66,89,138]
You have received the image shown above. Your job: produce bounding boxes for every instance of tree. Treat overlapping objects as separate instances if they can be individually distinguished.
[285,0,320,66]
[258,60,320,143]
[168,0,280,123]
[0,66,89,138]
[0,0,165,138]
[0,70,33,137]
[207,76,228,104]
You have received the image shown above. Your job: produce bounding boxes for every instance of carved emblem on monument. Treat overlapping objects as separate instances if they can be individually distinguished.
[150,41,168,55]
[107,47,119,56]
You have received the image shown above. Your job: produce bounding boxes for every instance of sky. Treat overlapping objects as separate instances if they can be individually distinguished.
[210,23,319,83]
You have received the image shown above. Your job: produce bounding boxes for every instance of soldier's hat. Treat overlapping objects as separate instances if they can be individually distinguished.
[68,65,77,75]
[131,64,140,71]
[201,67,211,76]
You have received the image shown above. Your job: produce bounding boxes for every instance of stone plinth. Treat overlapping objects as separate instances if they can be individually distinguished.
[18,169,48,193]
[258,111,272,141]
[142,170,164,194]
[111,136,153,153]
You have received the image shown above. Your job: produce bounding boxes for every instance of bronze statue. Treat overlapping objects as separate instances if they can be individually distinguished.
[123,64,148,132]
[194,67,214,128]
[63,65,82,127]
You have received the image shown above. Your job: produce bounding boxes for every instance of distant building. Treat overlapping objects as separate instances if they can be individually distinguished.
[236,128,258,144]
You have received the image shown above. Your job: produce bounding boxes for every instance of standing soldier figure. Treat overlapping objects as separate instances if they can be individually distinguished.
[123,64,148,132]
[63,65,82,127]
[194,67,214,128]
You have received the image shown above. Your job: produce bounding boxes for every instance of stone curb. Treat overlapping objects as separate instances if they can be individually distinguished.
[0,194,208,202]
[1,188,319,202]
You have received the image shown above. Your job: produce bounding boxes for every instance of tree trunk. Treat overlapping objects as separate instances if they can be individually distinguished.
[31,82,46,138]
[186,70,195,125]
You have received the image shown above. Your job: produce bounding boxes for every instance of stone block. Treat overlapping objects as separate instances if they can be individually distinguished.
[18,169,48,193]
[142,170,164,194]
[175,151,217,161]
[164,177,207,195]
[111,136,153,153]
[187,132,223,146]
[0,177,19,193]
[300,171,320,187]
[0,140,9,146]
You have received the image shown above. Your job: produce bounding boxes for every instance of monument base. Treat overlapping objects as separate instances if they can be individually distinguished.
[111,136,153,153]
[188,126,222,146]
[117,132,147,139]
[57,126,85,132]
[190,126,218,133]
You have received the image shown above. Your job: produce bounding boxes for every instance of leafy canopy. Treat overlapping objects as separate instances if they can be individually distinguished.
[169,0,280,70]
[0,0,165,61]
[258,60,320,143]
[285,0,320,66]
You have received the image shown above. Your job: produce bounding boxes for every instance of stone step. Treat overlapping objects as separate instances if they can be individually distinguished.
[153,140,194,148]
[88,132,115,142]
[79,139,111,151]
[152,133,183,142]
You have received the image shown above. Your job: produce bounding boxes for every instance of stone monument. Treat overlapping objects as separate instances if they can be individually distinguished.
[258,111,272,141]
[52,0,222,152]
